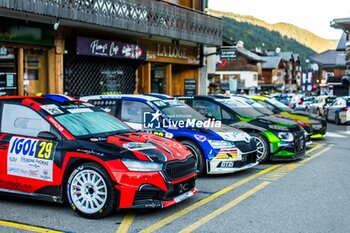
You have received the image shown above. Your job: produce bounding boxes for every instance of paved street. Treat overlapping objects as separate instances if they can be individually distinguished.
[0,123,349,233]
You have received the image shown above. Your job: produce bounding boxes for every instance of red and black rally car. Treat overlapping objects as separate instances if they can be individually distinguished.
[0,94,198,218]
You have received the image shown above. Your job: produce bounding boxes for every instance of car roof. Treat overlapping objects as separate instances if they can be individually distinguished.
[250,95,267,101]
[80,94,162,102]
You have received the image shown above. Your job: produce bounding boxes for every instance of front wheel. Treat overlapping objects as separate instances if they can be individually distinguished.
[250,133,270,163]
[67,163,116,219]
[180,140,206,176]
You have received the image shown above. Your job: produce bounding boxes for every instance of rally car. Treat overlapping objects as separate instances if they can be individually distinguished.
[0,94,198,219]
[250,96,327,139]
[231,95,313,145]
[324,96,350,124]
[80,95,258,175]
[178,95,306,163]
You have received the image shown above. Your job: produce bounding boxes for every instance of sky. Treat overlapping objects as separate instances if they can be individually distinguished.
[208,0,350,40]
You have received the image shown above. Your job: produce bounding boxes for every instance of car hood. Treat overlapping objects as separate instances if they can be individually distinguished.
[256,115,298,127]
[207,124,252,143]
[292,111,323,120]
[84,132,191,163]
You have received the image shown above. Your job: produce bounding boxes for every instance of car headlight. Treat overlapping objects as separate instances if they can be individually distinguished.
[121,159,163,172]
[310,119,321,124]
[208,140,235,149]
[269,125,289,131]
[278,132,294,142]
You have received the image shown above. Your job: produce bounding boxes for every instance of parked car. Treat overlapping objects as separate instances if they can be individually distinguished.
[0,94,198,219]
[250,96,327,139]
[273,94,293,106]
[288,94,303,110]
[81,95,258,175]
[307,96,334,116]
[297,96,315,111]
[231,95,313,146]
[324,96,350,124]
[177,95,306,163]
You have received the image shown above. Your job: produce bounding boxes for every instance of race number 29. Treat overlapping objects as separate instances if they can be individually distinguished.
[37,141,54,159]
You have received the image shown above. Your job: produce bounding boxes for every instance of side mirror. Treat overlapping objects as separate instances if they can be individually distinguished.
[205,113,214,118]
[37,131,58,140]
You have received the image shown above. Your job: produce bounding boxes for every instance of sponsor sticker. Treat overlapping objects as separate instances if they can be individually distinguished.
[194,134,207,142]
[174,190,194,203]
[122,142,156,151]
[67,108,94,113]
[213,149,240,160]
[40,104,64,115]
[7,137,55,182]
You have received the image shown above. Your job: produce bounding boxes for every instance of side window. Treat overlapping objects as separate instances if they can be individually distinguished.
[1,104,50,137]
[193,100,222,119]
[257,101,275,112]
[222,109,232,120]
[121,101,154,124]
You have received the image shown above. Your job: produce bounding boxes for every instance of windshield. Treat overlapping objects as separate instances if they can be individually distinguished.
[218,99,264,118]
[55,111,132,137]
[152,100,206,121]
[267,98,293,112]
[303,96,315,102]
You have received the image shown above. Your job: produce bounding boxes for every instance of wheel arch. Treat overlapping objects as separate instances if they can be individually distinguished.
[61,157,113,202]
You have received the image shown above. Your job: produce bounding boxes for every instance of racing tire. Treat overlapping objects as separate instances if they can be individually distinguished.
[325,110,330,122]
[180,140,206,176]
[67,163,116,219]
[249,133,270,163]
[316,108,321,116]
[335,113,341,125]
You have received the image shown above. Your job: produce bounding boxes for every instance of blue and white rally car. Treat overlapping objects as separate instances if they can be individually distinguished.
[80,95,258,175]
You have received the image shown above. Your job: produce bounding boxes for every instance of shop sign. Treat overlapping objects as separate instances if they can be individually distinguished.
[220,48,237,60]
[145,42,200,65]
[0,23,54,46]
[184,79,197,96]
[77,37,146,60]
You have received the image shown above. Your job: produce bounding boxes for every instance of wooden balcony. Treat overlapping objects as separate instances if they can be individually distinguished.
[0,0,222,46]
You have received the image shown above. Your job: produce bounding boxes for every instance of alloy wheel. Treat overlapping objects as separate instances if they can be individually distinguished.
[70,169,108,214]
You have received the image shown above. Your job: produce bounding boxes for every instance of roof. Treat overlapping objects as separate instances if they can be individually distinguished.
[310,50,346,67]
[279,52,293,61]
[236,47,266,62]
[292,54,300,62]
[80,94,161,102]
[337,33,347,51]
[261,56,282,69]
[330,17,350,30]
[249,96,268,101]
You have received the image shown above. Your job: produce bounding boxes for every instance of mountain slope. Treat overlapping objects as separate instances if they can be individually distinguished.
[207,9,337,53]
[222,17,316,63]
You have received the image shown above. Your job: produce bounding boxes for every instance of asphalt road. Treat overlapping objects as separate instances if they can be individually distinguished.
[0,123,349,233]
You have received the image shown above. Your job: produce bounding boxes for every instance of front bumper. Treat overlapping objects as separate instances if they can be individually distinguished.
[111,157,197,209]
[269,129,306,161]
[310,121,327,138]
[207,149,258,174]
[129,187,199,209]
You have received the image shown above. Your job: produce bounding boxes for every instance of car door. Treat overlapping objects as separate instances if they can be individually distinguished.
[118,100,155,130]
[0,103,61,193]
[328,99,341,120]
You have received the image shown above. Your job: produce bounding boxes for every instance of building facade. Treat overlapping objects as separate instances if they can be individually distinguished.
[0,0,222,97]
[331,17,350,95]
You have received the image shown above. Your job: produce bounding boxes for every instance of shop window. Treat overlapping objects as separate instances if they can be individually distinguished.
[0,46,17,95]
[1,104,50,137]
[121,100,154,123]
[23,48,48,96]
